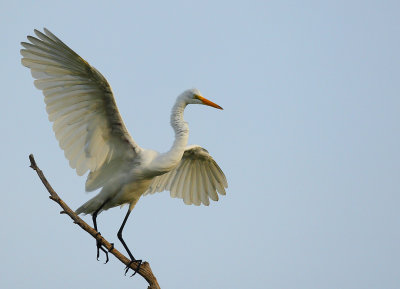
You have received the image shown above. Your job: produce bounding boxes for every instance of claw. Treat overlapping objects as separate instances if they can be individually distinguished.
[96,243,100,261]
[101,246,109,264]
[95,232,109,263]
[130,260,142,277]
[125,259,142,276]
[97,244,109,264]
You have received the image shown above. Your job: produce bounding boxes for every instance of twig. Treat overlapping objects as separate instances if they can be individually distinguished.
[29,154,161,289]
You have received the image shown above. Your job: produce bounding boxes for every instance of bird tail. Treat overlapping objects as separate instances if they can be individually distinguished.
[75,195,108,215]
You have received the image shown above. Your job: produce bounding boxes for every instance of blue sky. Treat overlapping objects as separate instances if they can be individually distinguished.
[2,1,400,288]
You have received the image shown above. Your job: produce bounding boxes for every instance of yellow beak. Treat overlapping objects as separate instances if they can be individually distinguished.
[197,95,223,110]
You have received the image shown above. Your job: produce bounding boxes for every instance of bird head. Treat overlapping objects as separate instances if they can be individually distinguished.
[182,88,223,110]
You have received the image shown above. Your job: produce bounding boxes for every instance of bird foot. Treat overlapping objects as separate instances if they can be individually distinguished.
[124,259,142,277]
[95,232,109,264]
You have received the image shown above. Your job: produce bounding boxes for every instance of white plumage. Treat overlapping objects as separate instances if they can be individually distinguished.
[145,145,227,206]
[21,28,227,266]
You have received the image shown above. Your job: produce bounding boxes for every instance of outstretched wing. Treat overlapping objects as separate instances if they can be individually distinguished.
[144,145,228,206]
[21,28,142,191]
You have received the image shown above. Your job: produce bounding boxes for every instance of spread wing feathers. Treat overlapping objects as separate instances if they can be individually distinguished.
[145,145,228,206]
[21,28,141,187]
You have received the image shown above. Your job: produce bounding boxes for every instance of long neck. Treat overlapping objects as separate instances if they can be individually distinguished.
[149,98,189,174]
[168,98,189,157]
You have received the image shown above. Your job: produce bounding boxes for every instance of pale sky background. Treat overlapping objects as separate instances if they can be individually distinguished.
[1,1,399,289]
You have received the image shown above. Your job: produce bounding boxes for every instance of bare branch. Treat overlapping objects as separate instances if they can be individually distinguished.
[29,154,161,289]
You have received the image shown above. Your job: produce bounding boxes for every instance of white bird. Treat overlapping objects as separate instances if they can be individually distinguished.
[21,28,228,273]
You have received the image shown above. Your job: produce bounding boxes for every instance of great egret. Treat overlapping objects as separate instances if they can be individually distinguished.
[21,29,228,274]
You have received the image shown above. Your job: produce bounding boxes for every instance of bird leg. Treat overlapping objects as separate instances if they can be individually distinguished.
[92,204,109,263]
[118,208,142,276]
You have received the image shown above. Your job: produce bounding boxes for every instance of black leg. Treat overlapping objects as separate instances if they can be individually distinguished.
[92,203,109,263]
[118,208,142,276]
